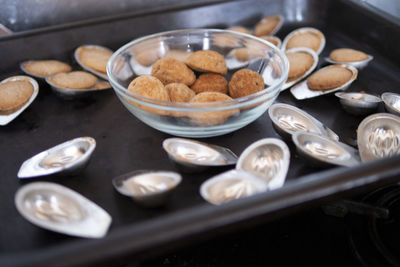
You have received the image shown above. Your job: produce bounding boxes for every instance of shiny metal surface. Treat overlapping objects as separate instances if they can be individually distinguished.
[290,64,358,100]
[357,113,400,162]
[0,75,39,126]
[199,169,268,205]
[45,75,110,100]
[1,0,227,32]
[163,138,237,172]
[268,103,339,141]
[282,47,319,90]
[236,138,290,190]
[325,54,373,70]
[292,131,360,167]
[381,92,400,116]
[39,145,85,169]
[359,0,400,20]
[15,182,111,238]
[335,92,381,115]
[74,45,112,81]
[1,0,332,34]
[323,125,340,141]
[18,137,96,178]
[112,170,181,207]
[23,189,84,223]
[281,27,326,55]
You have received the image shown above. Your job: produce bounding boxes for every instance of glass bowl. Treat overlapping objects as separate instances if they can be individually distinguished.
[107,29,289,138]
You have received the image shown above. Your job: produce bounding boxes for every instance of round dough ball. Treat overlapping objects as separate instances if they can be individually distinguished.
[186,50,227,74]
[127,75,170,115]
[151,58,196,86]
[228,69,265,98]
[189,92,238,126]
[191,73,228,94]
[165,83,195,102]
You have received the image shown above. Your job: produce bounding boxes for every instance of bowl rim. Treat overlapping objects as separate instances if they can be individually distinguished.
[107,28,289,111]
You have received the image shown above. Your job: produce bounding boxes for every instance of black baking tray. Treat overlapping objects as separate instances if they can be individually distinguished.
[1,0,400,266]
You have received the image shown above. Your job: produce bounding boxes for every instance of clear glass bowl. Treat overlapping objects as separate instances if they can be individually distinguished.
[107,29,289,138]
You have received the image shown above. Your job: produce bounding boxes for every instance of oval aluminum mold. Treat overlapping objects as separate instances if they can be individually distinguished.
[268,103,339,141]
[199,169,268,205]
[20,60,72,80]
[325,54,373,70]
[74,45,113,81]
[290,64,358,100]
[112,170,181,207]
[357,113,400,162]
[254,15,284,37]
[282,27,326,55]
[163,138,238,172]
[381,92,400,117]
[18,137,96,178]
[335,92,381,115]
[236,138,290,190]
[45,74,111,99]
[15,182,112,238]
[292,131,360,167]
[282,47,319,91]
[0,75,39,126]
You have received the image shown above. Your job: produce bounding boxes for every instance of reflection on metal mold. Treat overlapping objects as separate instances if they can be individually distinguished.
[292,131,360,167]
[18,137,96,178]
[163,138,237,172]
[358,113,400,162]
[112,170,182,207]
[15,182,111,238]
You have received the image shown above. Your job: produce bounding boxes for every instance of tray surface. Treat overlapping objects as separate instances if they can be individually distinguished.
[1,0,400,265]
